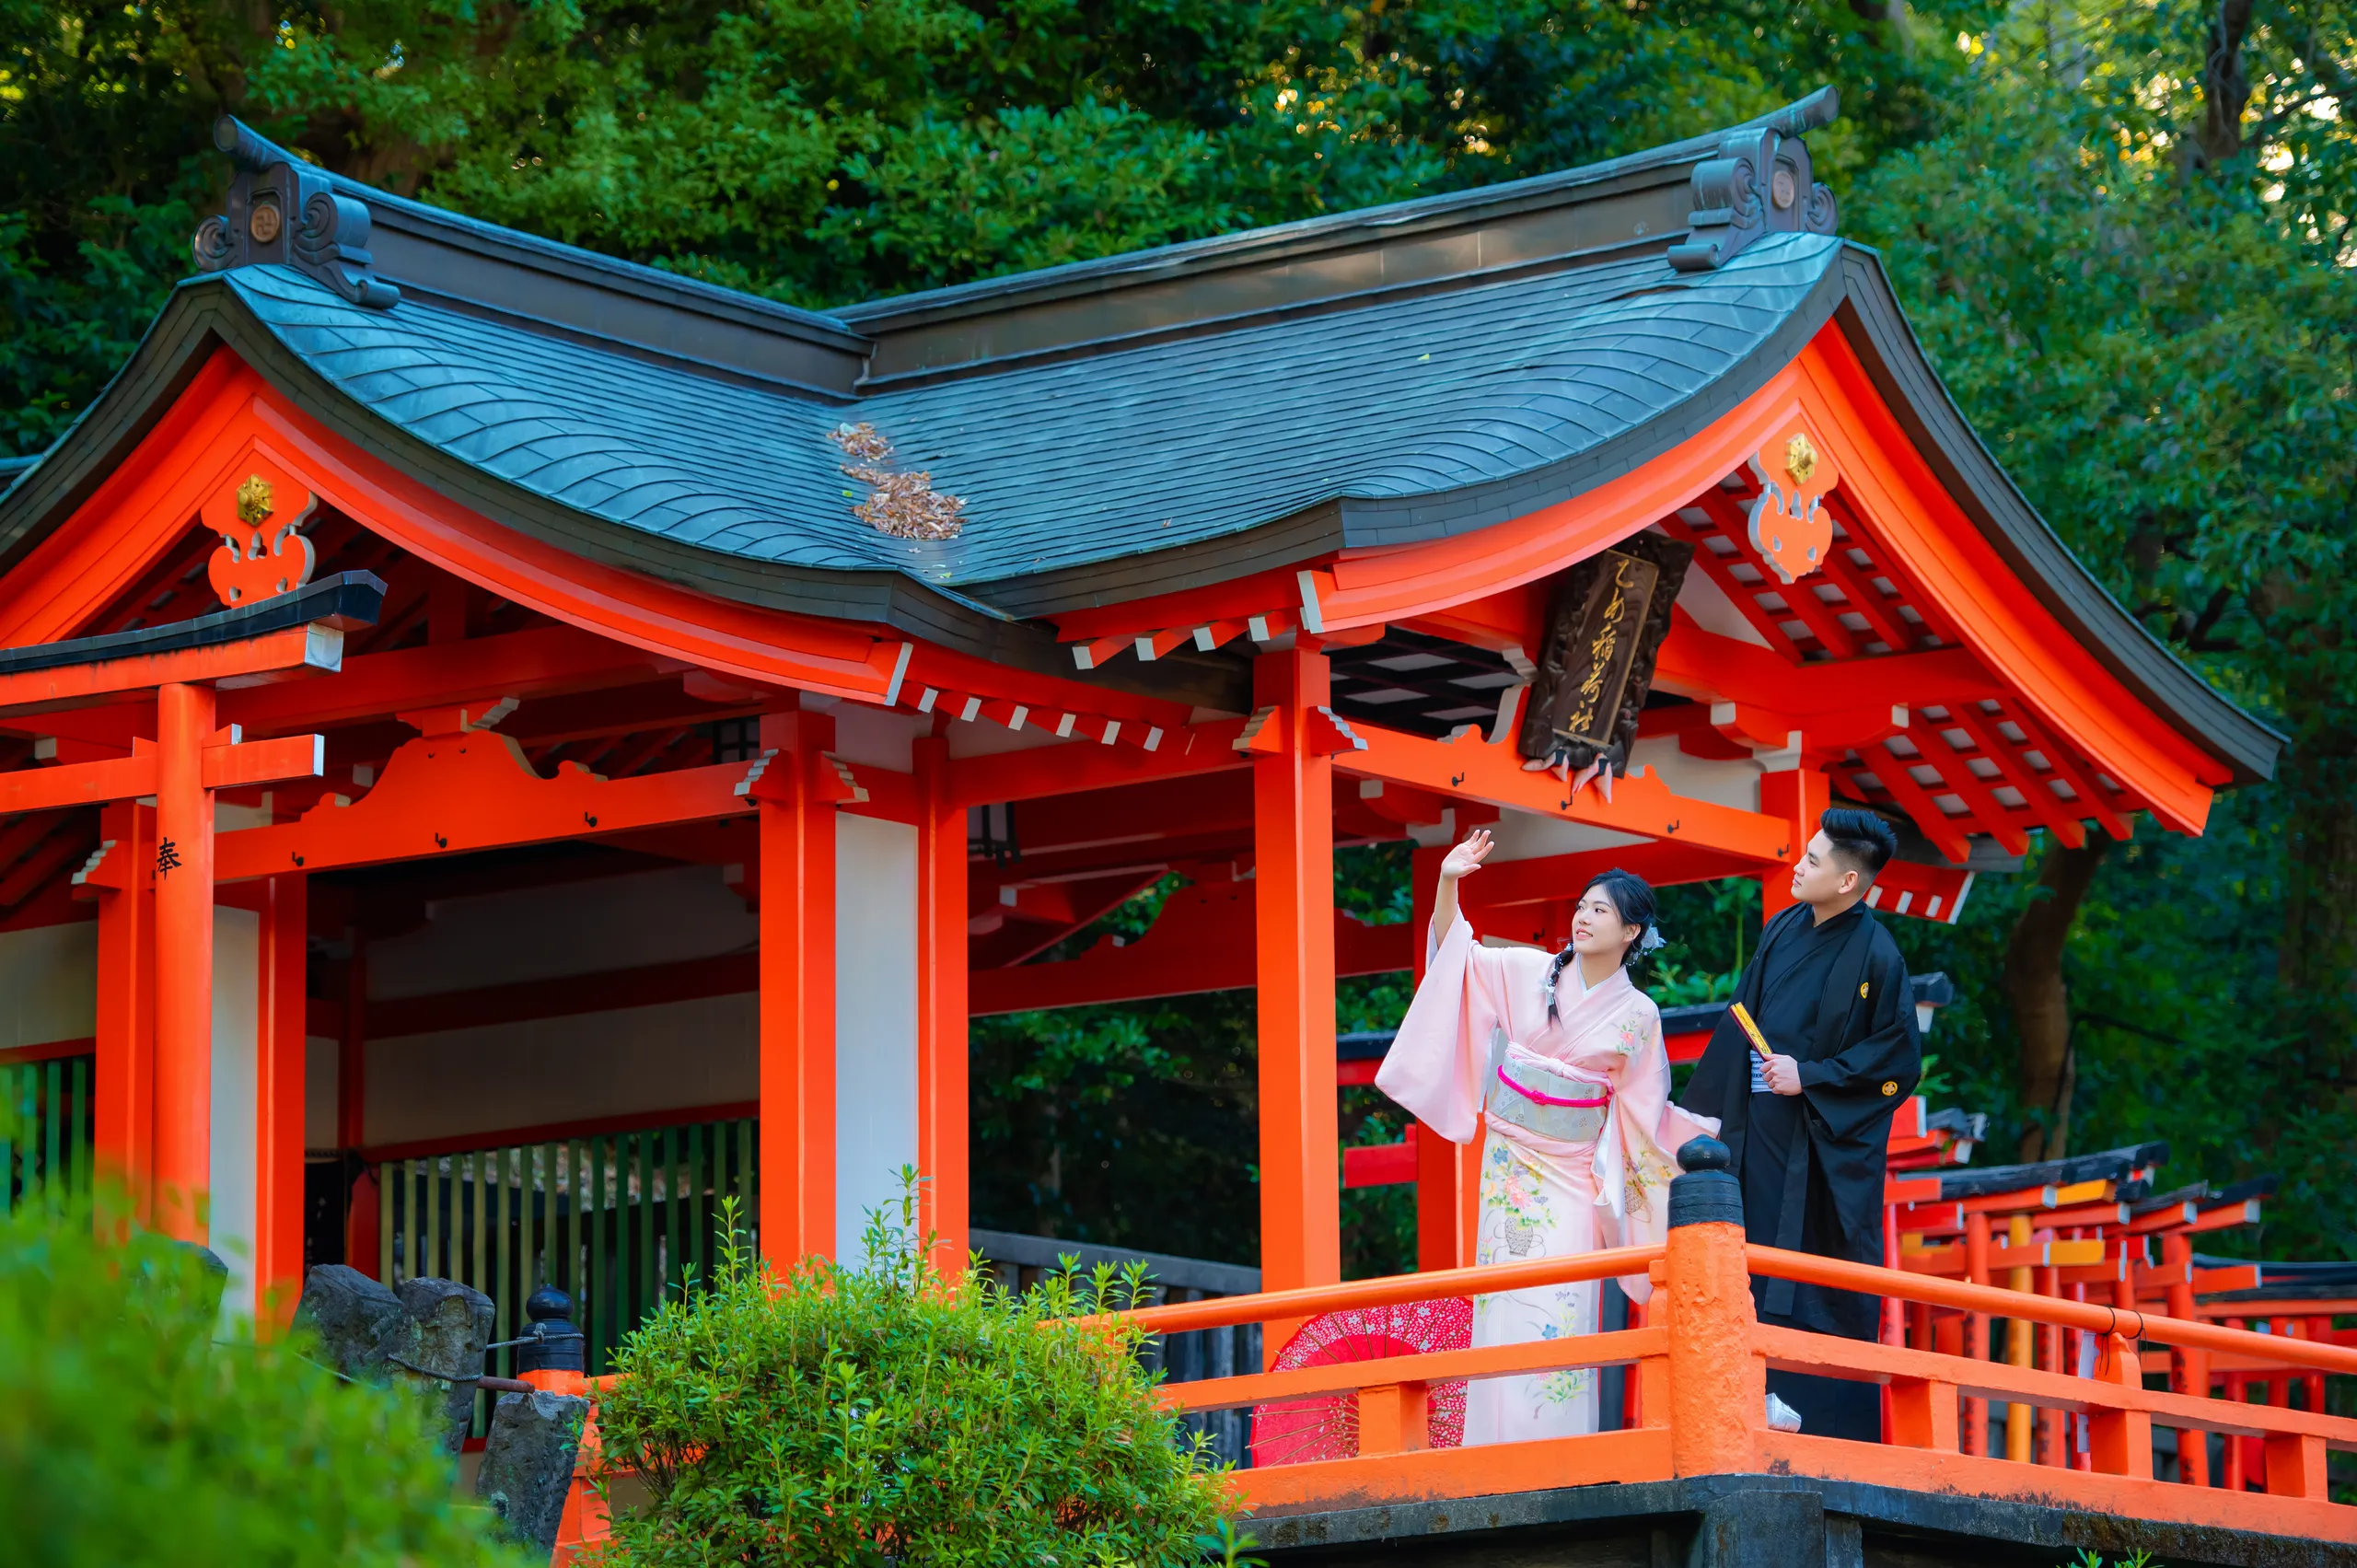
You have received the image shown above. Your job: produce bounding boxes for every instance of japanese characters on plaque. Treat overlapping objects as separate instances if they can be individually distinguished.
[1517,533,1694,786]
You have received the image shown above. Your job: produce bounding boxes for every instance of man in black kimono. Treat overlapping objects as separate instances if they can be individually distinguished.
[1680,807,1922,1440]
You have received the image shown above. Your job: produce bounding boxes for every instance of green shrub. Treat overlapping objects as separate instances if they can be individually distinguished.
[592,1176,1237,1565]
[0,1185,527,1568]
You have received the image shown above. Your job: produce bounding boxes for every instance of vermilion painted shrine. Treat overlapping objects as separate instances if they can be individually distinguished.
[1,88,2349,1564]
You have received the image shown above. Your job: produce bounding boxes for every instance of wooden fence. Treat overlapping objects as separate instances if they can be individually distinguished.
[376,1116,759,1410]
[0,1051,93,1214]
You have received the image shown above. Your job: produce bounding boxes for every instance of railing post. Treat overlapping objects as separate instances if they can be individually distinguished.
[1888,1378,1960,1450]
[517,1287,604,1563]
[2085,1331,2152,1481]
[2265,1431,2329,1500]
[2163,1231,2209,1485]
[1665,1137,1760,1476]
[1962,1210,1991,1456]
[1356,1380,1431,1456]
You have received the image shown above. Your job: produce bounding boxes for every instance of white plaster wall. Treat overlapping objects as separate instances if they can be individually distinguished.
[0,922,97,1049]
[1627,735,1762,813]
[834,812,918,1260]
[1485,807,1648,862]
[209,906,261,1321]
[828,702,923,772]
[364,992,758,1149]
[1670,546,1771,649]
[366,864,757,1000]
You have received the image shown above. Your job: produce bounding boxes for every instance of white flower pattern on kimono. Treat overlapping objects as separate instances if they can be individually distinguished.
[1483,1142,1554,1257]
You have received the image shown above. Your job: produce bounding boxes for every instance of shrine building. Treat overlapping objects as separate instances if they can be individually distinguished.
[0,86,2275,1353]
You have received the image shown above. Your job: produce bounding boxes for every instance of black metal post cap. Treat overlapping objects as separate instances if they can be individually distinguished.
[1676,1136,1732,1175]
[1667,1135,1743,1228]
[515,1284,585,1376]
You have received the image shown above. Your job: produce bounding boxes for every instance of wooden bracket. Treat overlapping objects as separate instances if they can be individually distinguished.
[1306,706,1368,757]
[1234,706,1283,755]
[395,696,520,738]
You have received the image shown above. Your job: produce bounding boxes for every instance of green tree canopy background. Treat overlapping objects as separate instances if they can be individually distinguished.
[5,0,2354,1265]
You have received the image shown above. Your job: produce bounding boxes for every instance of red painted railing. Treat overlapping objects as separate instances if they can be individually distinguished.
[540,1223,2357,1558]
[1126,1231,2357,1539]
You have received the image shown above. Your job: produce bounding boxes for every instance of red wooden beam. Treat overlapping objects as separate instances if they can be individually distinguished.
[1863,859,1976,924]
[1901,729,2031,856]
[1339,720,1790,866]
[1945,702,2087,849]
[0,731,322,813]
[0,828,96,911]
[1459,842,1757,912]
[219,624,678,736]
[968,883,1412,1015]
[1816,499,1925,652]
[0,623,341,718]
[1852,742,1974,864]
[1998,700,2134,841]
[77,727,769,888]
[948,718,1248,807]
[1656,509,1814,663]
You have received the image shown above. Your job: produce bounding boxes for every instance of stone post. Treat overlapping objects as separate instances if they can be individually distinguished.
[1665,1136,1761,1478]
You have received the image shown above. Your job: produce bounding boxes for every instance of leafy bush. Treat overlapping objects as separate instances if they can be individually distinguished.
[0,1182,526,1568]
[592,1178,1237,1566]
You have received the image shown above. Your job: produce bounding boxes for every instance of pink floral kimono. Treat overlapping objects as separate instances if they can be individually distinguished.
[1375,914,1720,1445]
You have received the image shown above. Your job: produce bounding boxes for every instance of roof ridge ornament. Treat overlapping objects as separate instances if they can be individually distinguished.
[192,117,401,310]
[1667,87,1841,273]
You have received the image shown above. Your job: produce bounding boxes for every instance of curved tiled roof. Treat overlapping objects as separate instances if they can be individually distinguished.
[0,99,2282,784]
[221,235,1842,596]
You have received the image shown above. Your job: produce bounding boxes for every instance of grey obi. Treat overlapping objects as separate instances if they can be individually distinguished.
[1483,1027,1611,1144]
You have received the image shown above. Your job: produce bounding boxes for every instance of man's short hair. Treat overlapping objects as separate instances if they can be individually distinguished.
[1820,807,1898,878]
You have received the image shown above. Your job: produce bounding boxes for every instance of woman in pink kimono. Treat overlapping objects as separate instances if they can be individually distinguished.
[1376,830,1720,1445]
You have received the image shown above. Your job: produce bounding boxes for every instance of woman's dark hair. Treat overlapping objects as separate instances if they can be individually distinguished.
[1547,868,1658,1020]
[1820,807,1899,877]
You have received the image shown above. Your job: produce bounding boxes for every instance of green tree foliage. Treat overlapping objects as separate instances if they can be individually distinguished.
[1841,5,2357,1252]
[590,1186,1232,1566]
[7,0,2357,1262]
[0,1183,526,1568]
[2,0,1952,451]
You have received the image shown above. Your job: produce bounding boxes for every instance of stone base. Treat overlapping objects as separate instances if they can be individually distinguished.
[1248,1475,2352,1568]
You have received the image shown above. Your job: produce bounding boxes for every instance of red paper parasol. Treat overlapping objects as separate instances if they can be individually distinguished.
[1248,1295,1472,1466]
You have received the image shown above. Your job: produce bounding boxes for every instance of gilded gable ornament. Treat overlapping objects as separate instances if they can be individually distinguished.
[205,464,320,608]
[1746,422,1840,584]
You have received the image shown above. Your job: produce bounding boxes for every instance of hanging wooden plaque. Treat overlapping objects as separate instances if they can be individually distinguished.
[1517,532,1694,774]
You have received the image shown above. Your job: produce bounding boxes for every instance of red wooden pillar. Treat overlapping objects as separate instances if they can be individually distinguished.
[253,872,308,1330]
[1962,1210,1991,1456]
[1758,768,1829,923]
[338,929,367,1150]
[339,926,376,1276]
[1252,644,1341,1329]
[94,799,157,1225]
[1411,842,1478,1271]
[913,734,969,1273]
[153,680,217,1242]
[757,704,838,1263]
[2164,1230,2211,1485]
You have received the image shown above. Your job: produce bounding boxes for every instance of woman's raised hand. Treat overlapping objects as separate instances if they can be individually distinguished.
[1439,828,1494,881]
